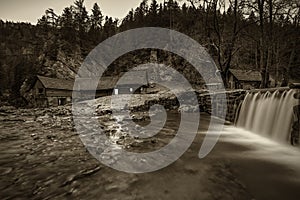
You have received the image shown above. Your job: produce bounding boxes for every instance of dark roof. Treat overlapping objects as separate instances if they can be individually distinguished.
[71,76,118,90]
[117,71,148,86]
[76,77,119,90]
[37,76,74,90]
[97,77,118,90]
[37,75,119,91]
[37,71,148,91]
[229,69,261,82]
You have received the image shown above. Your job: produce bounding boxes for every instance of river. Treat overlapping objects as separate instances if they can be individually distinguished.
[0,107,300,199]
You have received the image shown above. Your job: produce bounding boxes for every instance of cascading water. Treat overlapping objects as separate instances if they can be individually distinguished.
[236,89,298,144]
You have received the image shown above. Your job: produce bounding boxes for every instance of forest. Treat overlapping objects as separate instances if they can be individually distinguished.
[0,0,300,106]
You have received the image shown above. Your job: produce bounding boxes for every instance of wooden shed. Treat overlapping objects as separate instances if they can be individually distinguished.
[32,76,74,107]
[33,75,121,106]
[228,69,261,89]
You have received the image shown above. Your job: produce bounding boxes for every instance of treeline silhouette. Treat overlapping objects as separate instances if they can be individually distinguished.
[0,0,299,106]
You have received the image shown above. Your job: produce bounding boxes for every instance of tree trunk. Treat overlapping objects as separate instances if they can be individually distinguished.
[275,43,280,86]
[286,43,296,85]
[258,0,267,88]
[255,43,259,70]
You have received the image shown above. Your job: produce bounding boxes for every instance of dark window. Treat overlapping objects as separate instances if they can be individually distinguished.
[58,98,67,106]
[38,88,44,94]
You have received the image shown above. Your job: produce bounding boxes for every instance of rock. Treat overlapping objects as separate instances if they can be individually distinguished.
[61,166,102,187]
[294,92,300,99]
[0,106,16,113]
[47,135,56,140]
[0,167,13,175]
[151,139,157,144]
[289,83,300,89]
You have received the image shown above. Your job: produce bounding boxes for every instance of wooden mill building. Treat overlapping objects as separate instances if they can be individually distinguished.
[228,69,262,90]
[30,72,149,107]
[32,76,74,107]
[32,76,117,107]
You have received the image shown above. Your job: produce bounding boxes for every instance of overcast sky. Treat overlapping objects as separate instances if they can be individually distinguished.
[0,0,166,24]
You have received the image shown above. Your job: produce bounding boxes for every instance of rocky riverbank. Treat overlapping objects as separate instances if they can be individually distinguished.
[2,91,300,199]
[0,96,255,200]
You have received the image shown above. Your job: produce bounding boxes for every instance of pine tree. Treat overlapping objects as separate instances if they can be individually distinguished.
[73,0,89,33]
[91,3,103,30]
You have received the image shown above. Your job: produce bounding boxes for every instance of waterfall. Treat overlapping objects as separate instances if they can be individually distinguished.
[236,89,298,144]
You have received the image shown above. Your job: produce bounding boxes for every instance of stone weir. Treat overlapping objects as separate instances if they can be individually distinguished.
[173,86,300,146]
[129,90,247,123]
[93,86,300,146]
[197,90,246,123]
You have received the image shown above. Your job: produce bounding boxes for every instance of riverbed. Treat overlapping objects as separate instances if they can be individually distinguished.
[0,107,300,199]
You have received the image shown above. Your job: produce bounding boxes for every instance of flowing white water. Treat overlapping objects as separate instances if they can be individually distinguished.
[220,126,300,175]
[236,90,298,144]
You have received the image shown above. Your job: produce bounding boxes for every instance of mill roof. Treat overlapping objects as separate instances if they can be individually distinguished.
[229,69,261,82]
[37,75,74,90]
[116,70,148,86]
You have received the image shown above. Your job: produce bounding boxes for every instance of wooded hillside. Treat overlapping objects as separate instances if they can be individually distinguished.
[1,0,299,106]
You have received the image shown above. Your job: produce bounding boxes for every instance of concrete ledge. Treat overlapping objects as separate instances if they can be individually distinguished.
[289,83,300,89]
[249,87,290,93]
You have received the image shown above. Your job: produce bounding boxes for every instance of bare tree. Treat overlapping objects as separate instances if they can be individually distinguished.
[208,0,241,86]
